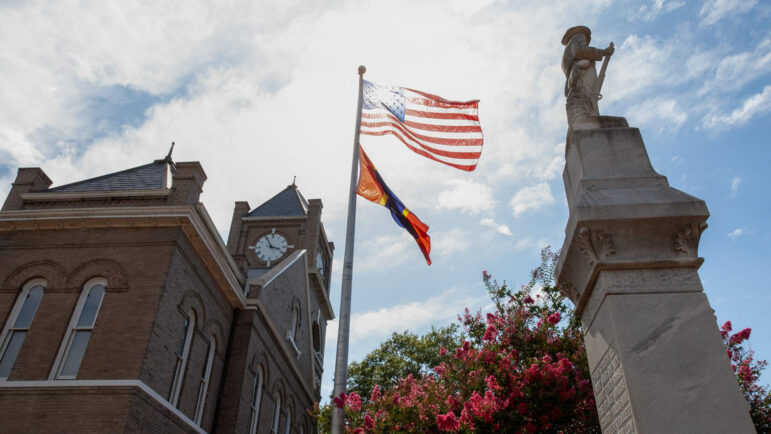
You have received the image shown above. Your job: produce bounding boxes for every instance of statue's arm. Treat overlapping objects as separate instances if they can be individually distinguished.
[574,46,605,61]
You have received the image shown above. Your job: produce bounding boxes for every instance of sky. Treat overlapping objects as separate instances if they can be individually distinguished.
[1,0,769,397]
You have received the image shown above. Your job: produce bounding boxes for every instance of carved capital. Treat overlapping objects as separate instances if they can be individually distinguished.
[558,280,580,303]
[578,227,616,265]
[674,222,707,255]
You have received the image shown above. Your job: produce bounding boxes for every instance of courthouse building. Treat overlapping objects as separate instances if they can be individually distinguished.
[0,154,335,433]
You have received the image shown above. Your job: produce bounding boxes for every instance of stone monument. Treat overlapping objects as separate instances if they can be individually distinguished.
[554,26,755,433]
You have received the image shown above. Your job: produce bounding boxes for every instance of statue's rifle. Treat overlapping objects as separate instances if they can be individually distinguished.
[596,41,614,100]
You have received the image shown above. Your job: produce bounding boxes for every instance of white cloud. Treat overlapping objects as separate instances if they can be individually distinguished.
[703,86,771,130]
[602,34,677,104]
[700,38,771,95]
[356,234,413,272]
[433,228,472,257]
[325,287,487,346]
[727,228,747,239]
[629,0,685,22]
[509,182,554,218]
[436,179,495,214]
[699,0,757,25]
[626,97,687,132]
[730,176,742,197]
[480,218,512,236]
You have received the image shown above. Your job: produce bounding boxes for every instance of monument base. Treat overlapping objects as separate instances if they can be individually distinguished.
[556,121,755,433]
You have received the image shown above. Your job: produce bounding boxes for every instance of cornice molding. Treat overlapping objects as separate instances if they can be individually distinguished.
[21,189,171,201]
[0,379,205,434]
[0,206,246,308]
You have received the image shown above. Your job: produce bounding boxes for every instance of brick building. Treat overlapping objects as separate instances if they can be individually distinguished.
[0,154,335,433]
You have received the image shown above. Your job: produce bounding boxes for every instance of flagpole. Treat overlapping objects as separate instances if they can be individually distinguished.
[330,65,366,434]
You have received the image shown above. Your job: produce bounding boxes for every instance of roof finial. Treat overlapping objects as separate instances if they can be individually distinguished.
[292,176,296,186]
[165,141,175,162]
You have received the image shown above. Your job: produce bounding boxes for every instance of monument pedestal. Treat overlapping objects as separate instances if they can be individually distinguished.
[555,120,755,433]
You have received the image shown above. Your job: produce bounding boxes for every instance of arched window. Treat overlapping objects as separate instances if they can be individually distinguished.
[248,365,264,434]
[271,391,282,434]
[283,406,292,434]
[312,321,321,353]
[194,334,216,425]
[169,309,195,406]
[0,279,46,380]
[287,305,301,356]
[51,278,105,379]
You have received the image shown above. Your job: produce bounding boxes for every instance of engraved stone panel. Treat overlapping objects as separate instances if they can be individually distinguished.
[591,344,636,433]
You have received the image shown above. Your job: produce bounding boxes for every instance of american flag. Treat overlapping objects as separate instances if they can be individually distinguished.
[360,80,483,171]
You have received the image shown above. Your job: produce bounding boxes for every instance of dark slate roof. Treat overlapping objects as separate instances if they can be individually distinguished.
[47,160,174,192]
[248,185,309,218]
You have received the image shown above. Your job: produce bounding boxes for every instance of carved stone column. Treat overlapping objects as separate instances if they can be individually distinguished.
[555,118,755,433]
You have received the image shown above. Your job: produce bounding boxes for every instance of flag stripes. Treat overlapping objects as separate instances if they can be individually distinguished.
[360,81,483,171]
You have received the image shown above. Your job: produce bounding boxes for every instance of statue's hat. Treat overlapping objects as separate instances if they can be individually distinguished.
[562,25,591,46]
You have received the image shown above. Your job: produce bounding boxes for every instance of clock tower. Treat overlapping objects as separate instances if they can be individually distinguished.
[226,182,333,295]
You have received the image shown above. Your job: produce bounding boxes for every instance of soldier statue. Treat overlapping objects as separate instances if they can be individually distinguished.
[561,26,614,129]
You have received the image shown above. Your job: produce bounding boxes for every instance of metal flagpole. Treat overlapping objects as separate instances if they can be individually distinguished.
[330,65,366,434]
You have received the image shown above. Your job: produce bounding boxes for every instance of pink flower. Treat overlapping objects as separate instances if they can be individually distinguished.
[353,429,363,434]
[348,392,362,411]
[333,392,347,409]
[436,412,460,432]
[721,321,732,332]
[439,346,447,356]
[524,295,535,304]
[525,422,537,432]
[364,414,375,429]
[370,385,381,401]
[483,324,498,341]
[738,328,751,340]
[547,312,561,325]
[542,354,553,364]
[434,364,446,376]
[517,402,527,415]
[486,375,500,391]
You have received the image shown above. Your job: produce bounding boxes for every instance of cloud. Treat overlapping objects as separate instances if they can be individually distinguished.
[703,86,771,130]
[699,38,771,95]
[628,0,685,22]
[356,234,413,272]
[625,97,687,132]
[433,228,472,257]
[727,228,747,239]
[509,182,554,218]
[436,179,495,214]
[699,0,758,25]
[480,218,512,236]
[325,287,488,346]
[729,176,742,197]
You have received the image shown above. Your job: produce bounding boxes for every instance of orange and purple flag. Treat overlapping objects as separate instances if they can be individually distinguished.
[357,146,431,265]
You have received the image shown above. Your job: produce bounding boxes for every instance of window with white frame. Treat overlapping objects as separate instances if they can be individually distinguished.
[0,279,46,380]
[283,407,292,434]
[287,305,301,356]
[193,334,216,425]
[248,366,264,434]
[51,278,105,379]
[169,310,195,407]
[271,391,282,434]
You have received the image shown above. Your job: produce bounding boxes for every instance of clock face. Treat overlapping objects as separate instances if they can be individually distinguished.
[316,251,325,277]
[252,232,290,265]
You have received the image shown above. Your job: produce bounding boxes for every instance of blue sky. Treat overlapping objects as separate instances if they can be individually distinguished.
[1,0,769,396]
